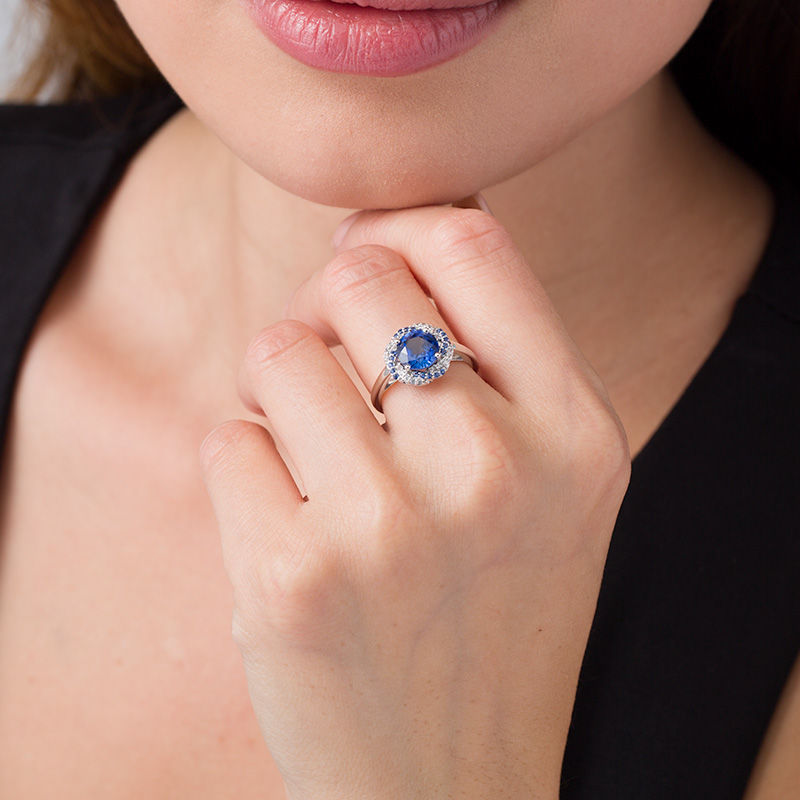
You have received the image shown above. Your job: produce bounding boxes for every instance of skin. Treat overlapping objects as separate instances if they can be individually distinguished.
[0,0,797,795]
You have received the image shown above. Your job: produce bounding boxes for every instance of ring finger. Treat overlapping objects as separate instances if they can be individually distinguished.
[284,243,499,427]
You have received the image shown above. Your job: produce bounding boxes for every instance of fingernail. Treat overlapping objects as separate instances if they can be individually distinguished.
[474,191,493,215]
[451,192,494,216]
[331,212,359,249]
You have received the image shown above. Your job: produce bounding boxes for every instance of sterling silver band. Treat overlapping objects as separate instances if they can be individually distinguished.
[370,348,478,414]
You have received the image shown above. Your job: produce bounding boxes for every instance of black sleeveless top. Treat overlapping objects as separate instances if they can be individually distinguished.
[1,80,799,799]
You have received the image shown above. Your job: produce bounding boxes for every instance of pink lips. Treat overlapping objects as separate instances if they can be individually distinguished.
[326,0,492,8]
[243,0,506,76]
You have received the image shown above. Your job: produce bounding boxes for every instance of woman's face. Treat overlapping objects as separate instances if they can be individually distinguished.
[115,0,712,208]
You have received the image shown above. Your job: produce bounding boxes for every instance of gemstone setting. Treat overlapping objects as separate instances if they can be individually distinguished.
[383,323,455,387]
[396,330,439,369]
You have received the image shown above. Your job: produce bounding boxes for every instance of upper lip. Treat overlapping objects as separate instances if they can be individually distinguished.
[322,0,494,9]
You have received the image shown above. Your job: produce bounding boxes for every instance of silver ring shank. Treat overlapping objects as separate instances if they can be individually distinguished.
[369,345,479,414]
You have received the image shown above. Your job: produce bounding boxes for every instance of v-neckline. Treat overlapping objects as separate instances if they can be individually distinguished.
[627,168,790,474]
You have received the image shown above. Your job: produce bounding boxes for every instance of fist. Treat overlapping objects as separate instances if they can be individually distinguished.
[200,204,631,800]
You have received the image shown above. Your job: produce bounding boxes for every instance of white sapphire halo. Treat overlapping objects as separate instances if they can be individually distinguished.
[370,322,479,414]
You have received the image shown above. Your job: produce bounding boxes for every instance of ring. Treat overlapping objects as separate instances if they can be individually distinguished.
[369,322,479,414]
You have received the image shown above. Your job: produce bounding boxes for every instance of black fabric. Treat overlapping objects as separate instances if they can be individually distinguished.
[0,80,184,452]
[1,79,798,799]
[561,172,800,797]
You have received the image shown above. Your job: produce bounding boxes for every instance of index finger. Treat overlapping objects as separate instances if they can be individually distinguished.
[329,203,595,409]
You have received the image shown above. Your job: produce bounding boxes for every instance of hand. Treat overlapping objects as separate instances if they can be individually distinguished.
[199,203,631,800]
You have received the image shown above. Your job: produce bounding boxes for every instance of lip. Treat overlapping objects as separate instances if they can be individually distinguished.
[326,0,491,9]
[243,0,506,77]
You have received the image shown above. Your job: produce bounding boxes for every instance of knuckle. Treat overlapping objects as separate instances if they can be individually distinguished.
[424,396,529,572]
[321,245,406,306]
[558,383,632,496]
[430,210,518,278]
[353,472,414,547]
[231,605,258,652]
[244,319,317,367]
[255,537,346,647]
[586,415,632,495]
[359,482,437,591]
[563,407,631,561]
[199,419,258,474]
[363,474,413,529]
[449,396,521,511]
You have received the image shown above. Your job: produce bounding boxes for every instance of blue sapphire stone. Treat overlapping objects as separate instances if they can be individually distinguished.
[395,329,439,370]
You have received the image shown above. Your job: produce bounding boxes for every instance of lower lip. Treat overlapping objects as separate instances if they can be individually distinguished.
[243,0,505,77]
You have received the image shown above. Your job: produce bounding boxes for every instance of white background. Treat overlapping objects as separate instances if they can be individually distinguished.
[1,0,41,99]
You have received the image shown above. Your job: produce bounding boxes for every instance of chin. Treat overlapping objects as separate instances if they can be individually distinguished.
[253,157,488,210]
[217,122,496,210]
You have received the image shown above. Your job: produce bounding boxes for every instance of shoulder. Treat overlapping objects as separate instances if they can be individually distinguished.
[0,79,185,279]
[0,79,184,290]
[0,80,185,451]
[0,79,184,150]
[0,80,185,236]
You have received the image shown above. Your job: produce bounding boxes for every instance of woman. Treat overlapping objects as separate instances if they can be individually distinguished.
[0,0,798,797]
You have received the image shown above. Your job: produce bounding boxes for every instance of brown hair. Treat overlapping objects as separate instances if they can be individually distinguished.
[7,0,162,102]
